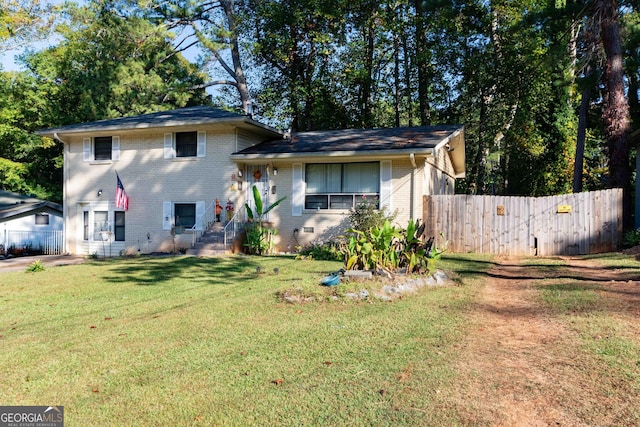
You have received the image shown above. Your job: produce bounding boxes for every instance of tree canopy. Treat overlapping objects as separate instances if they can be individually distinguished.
[0,0,638,227]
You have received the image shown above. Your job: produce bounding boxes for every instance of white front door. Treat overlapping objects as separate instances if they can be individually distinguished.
[246,165,271,221]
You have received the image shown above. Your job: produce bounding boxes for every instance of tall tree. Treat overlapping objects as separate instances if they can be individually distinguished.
[596,0,633,227]
[0,0,55,53]
[22,0,209,124]
[147,0,252,113]
[0,71,62,200]
[246,0,348,131]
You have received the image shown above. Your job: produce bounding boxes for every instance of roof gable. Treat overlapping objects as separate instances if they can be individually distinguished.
[234,125,462,155]
[0,190,62,220]
[36,106,282,138]
[232,125,465,177]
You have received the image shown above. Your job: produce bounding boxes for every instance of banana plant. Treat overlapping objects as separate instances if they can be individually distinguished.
[345,220,400,270]
[244,185,286,255]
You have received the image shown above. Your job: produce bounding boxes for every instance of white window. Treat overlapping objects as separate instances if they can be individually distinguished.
[35,213,50,225]
[164,131,206,159]
[83,136,120,162]
[93,211,109,240]
[304,162,380,210]
[82,208,125,241]
[163,201,205,231]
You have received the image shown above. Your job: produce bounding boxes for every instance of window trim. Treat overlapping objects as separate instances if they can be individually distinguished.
[163,201,205,231]
[114,211,125,242]
[35,213,50,225]
[303,161,381,211]
[164,131,206,159]
[83,136,120,163]
[81,206,125,242]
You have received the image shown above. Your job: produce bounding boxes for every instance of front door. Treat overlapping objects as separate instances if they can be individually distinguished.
[246,165,270,221]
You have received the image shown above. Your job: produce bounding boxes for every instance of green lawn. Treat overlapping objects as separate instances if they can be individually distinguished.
[0,254,485,426]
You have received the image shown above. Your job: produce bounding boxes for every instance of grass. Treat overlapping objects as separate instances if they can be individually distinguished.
[0,254,485,426]
[5,252,639,425]
[536,255,640,424]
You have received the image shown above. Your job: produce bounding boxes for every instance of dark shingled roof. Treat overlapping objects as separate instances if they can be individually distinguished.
[234,125,463,155]
[0,190,62,220]
[36,106,280,136]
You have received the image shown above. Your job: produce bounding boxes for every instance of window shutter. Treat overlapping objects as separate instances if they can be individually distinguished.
[83,138,92,162]
[164,133,173,159]
[111,136,120,161]
[380,161,392,212]
[163,201,173,230]
[292,163,303,216]
[195,201,205,230]
[197,131,206,158]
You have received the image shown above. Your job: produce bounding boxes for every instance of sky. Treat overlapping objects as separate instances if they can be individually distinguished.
[1,0,70,71]
[1,41,58,71]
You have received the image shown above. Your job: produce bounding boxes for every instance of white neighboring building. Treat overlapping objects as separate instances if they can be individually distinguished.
[0,190,63,256]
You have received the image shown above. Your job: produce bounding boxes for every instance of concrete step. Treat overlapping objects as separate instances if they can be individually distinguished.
[208,222,226,231]
[186,248,229,256]
[192,241,226,250]
[197,233,224,244]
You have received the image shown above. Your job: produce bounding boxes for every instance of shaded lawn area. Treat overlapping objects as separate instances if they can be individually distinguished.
[0,255,486,426]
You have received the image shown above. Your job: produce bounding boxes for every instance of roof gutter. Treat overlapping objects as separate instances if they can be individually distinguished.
[38,117,283,138]
[53,132,68,144]
[231,148,438,162]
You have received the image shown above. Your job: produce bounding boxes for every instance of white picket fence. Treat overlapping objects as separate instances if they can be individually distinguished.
[2,230,64,255]
[423,189,623,256]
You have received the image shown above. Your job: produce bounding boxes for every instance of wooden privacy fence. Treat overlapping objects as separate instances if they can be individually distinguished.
[423,189,623,256]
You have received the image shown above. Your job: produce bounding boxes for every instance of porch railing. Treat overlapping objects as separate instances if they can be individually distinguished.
[224,204,246,249]
[191,200,216,248]
[190,201,246,251]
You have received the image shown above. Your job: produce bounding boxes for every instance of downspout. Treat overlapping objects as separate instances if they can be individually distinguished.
[54,133,70,255]
[409,153,417,219]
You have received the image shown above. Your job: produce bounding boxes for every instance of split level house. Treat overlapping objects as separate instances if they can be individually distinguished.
[36,106,465,257]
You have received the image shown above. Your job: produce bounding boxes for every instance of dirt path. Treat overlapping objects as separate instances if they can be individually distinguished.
[449,256,640,426]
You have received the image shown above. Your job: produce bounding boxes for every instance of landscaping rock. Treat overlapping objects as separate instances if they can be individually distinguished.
[276,270,455,304]
[373,270,453,301]
[344,270,373,280]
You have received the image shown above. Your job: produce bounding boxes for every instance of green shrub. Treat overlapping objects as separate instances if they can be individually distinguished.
[623,228,640,248]
[26,259,45,273]
[297,241,344,261]
[344,219,444,274]
[244,185,286,255]
[348,196,397,232]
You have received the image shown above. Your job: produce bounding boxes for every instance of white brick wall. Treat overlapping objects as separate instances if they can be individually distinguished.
[65,127,249,255]
[65,127,460,255]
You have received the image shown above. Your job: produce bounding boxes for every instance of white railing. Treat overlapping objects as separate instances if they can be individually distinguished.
[3,230,63,256]
[224,204,246,249]
[191,200,217,247]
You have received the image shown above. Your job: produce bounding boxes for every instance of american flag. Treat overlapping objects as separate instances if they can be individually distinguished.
[115,173,129,210]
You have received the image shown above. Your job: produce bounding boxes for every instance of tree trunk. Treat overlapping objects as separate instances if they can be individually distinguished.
[360,1,376,128]
[402,33,413,127]
[413,0,430,125]
[393,32,401,127]
[472,91,491,195]
[221,0,251,114]
[599,0,632,228]
[573,84,590,193]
